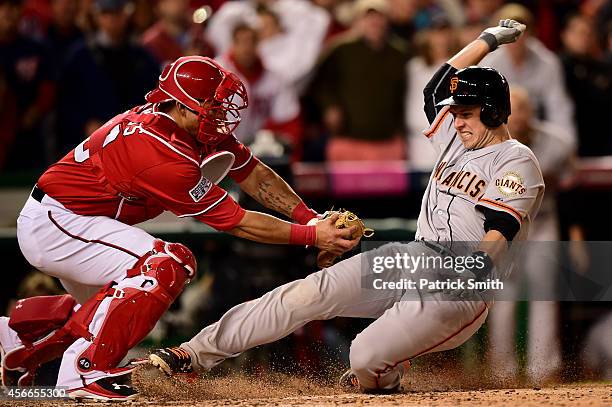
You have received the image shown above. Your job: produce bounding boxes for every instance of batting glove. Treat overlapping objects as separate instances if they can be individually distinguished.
[479,19,527,51]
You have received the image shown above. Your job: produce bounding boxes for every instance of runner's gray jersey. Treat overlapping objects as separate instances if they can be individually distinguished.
[415,106,545,248]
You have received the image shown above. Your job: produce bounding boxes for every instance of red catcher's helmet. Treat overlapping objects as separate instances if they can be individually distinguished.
[145,56,248,145]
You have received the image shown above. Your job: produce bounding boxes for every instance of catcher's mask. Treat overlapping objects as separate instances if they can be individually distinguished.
[145,56,248,146]
[436,66,510,128]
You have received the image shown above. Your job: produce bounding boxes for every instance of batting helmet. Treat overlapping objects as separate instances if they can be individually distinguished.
[145,56,248,146]
[436,66,510,128]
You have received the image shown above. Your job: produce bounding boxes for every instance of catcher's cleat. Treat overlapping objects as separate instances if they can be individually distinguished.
[68,376,138,401]
[149,347,194,376]
[0,317,30,388]
[0,354,33,387]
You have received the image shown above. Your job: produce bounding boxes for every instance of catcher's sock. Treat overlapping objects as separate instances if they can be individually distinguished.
[149,347,194,375]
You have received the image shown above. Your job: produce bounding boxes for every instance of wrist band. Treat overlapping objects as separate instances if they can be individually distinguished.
[292,201,318,225]
[289,224,317,246]
[470,250,494,280]
[478,32,498,51]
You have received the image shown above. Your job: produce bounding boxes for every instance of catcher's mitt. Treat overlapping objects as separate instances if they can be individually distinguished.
[317,209,374,268]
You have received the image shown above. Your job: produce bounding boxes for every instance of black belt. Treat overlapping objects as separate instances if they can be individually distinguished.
[421,240,456,258]
[31,185,46,202]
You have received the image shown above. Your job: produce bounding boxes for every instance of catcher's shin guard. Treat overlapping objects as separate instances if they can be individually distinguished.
[73,239,196,374]
[3,240,196,382]
[3,294,78,386]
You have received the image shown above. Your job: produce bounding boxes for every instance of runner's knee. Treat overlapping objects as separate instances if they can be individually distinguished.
[349,335,381,375]
[284,278,321,309]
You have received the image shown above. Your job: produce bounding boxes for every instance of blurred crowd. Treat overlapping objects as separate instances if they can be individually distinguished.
[1,0,611,172]
[2,0,612,385]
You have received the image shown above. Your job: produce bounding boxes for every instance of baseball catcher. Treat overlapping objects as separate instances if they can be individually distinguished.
[0,56,359,401]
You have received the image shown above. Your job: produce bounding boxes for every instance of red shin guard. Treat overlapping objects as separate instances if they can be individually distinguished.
[3,240,196,382]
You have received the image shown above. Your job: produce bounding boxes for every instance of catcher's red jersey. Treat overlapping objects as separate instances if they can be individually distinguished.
[37,103,258,230]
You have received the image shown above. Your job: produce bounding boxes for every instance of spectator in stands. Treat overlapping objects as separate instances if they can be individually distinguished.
[45,0,84,76]
[257,6,282,43]
[55,0,159,157]
[488,87,574,385]
[559,13,612,157]
[206,0,330,85]
[0,0,55,172]
[462,0,503,25]
[75,0,96,35]
[405,13,458,170]
[216,23,301,148]
[6,271,64,315]
[142,0,214,67]
[312,0,349,43]
[607,22,612,64]
[457,21,486,48]
[481,3,577,146]
[132,0,156,35]
[18,0,52,40]
[386,0,419,52]
[0,67,18,170]
[308,0,407,161]
[400,0,456,33]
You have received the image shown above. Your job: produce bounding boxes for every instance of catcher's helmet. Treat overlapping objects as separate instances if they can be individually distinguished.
[145,56,248,146]
[436,66,510,128]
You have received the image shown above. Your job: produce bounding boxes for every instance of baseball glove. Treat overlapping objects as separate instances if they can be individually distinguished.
[317,209,374,268]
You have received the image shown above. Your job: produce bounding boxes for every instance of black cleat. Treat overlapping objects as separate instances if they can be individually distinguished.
[149,347,194,376]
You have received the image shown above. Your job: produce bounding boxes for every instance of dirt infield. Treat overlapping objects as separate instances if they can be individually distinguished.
[134,384,610,406]
[131,368,612,406]
[4,382,611,406]
[5,367,610,406]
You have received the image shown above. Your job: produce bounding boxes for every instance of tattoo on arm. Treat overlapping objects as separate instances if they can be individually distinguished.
[256,179,300,218]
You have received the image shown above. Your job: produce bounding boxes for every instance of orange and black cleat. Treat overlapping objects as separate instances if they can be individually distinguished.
[149,347,194,376]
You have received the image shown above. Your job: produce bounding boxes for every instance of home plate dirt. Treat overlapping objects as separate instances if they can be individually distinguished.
[4,367,610,406]
[131,370,612,407]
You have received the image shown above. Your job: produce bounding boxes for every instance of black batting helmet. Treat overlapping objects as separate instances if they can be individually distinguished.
[436,66,510,128]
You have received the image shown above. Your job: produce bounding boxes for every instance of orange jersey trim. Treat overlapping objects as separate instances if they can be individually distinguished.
[424,106,451,139]
[478,198,523,223]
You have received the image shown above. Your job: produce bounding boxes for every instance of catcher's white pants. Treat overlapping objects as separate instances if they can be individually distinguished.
[183,242,490,391]
[11,195,156,389]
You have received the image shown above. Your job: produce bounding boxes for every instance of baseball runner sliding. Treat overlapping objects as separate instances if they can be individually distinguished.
[0,56,359,401]
[148,19,544,393]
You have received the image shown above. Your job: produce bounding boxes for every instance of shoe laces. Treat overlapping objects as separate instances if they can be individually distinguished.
[166,347,192,372]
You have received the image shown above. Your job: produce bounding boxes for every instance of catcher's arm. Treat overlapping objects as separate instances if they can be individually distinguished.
[239,161,318,224]
[228,210,359,254]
